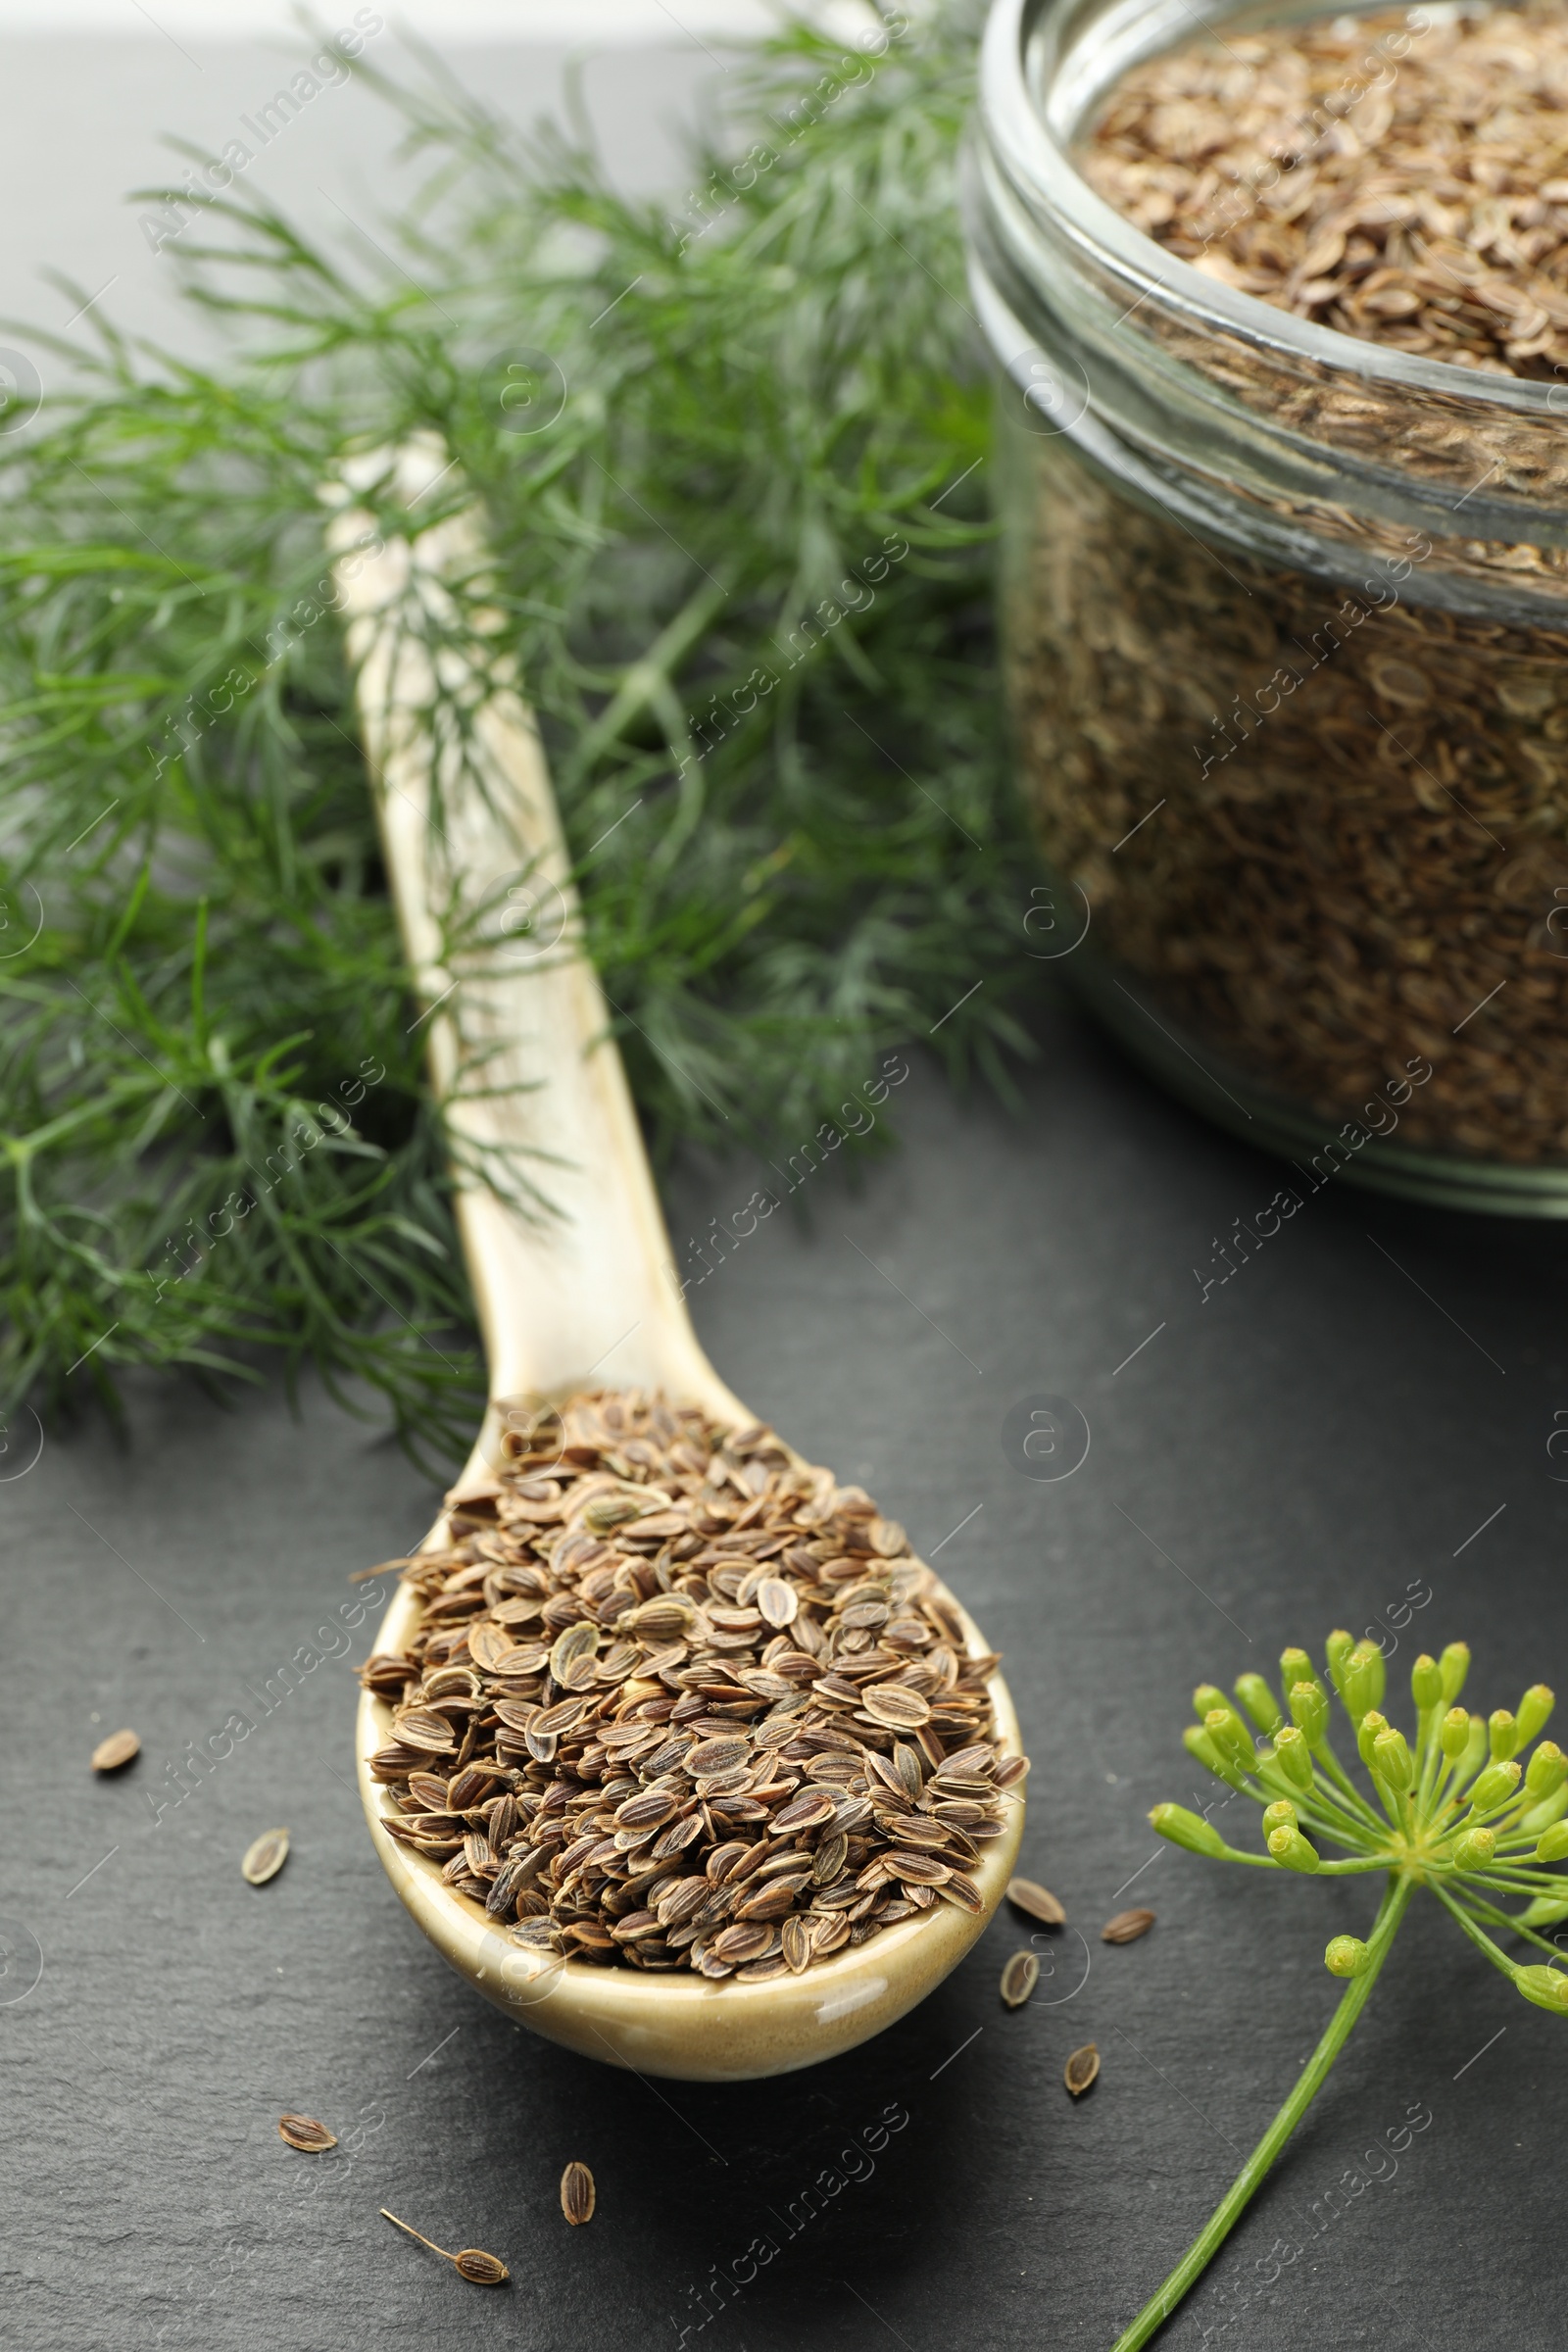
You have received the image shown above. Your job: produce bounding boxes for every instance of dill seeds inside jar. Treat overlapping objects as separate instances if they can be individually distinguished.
[973,0,1568,1194]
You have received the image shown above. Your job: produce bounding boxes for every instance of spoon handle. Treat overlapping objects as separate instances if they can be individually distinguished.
[327,438,743,1430]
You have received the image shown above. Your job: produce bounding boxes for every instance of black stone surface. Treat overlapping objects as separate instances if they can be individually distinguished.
[6,22,1567,2349]
[5,996,1567,2352]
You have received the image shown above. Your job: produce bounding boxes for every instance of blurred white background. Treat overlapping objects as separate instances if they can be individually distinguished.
[0,0,806,357]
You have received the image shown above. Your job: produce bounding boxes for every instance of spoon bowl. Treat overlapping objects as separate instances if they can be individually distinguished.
[357,1504,1022,2080]
[332,441,1027,2081]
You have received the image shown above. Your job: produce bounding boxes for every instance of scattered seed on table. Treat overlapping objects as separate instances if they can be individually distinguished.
[1101,1908,1155,1944]
[1006,1877,1065,1927]
[242,1828,290,1886]
[1001,1950,1039,2008]
[1064,2043,1101,2098]
[380,2210,509,2284]
[561,2161,596,2226]
[277,2114,336,2152]
[90,1729,139,1774]
[455,2249,510,2283]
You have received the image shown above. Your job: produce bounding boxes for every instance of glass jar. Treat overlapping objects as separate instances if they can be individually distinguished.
[966,0,1568,1211]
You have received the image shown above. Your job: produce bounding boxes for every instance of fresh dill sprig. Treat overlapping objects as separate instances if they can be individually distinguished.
[1112,1635,1568,2348]
[0,3,1028,1453]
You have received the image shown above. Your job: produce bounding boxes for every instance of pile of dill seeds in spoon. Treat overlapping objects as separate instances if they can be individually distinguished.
[362,1391,1027,1981]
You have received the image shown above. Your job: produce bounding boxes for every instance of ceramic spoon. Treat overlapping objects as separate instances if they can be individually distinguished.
[329,438,1024,2082]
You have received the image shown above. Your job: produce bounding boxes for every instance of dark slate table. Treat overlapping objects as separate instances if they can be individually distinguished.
[5,994,1565,2352]
[5,23,1566,2352]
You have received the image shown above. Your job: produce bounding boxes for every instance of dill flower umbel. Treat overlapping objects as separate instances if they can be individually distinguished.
[1110,1635,1568,2349]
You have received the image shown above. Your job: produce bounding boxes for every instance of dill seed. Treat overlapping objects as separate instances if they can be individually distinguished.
[1000,1950,1039,2007]
[1006,1877,1065,1926]
[781,1916,813,1973]
[363,1389,1029,1983]
[561,2161,596,2226]
[90,1729,140,1773]
[241,1829,290,1886]
[380,2209,509,2283]
[758,1578,798,1628]
[454,2249,511,2284]
[1101,1908,1155,1944]
[1064,2043,1101,2098]
[277,2114,336,2152]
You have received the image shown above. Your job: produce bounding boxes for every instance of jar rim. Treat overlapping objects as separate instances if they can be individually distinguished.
[979,0,1568,424]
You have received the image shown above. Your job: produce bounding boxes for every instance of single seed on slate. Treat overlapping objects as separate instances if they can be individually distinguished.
[455,2249,510,2284]
[1006,1877,1065,1926]
[1001,1950,1039,2007]
[1101,1908,1155,1944]
[561,2161,596,2226]
[1064,2043,1101,2098]
[90,1729,140,1774]
[277,2113,336,2152]
[242,1828,290,1886]
[380,2210,510,2284]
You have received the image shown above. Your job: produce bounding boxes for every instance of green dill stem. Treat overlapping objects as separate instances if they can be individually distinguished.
[1456,1886,1567,1961]
[1262,1770,1378,1845]
[1106,1872,1414,2352]
[1254,1758,1378,1844]
[1257,1785,1376,1853]
[1431,1883,1520,1982]
[1366,1768,1403,1833]
[1425,1749,1459,1812]
[1311,1741,1387,1833]
[1462,1866,1561,1896]
[1202,1847,1385,1874]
